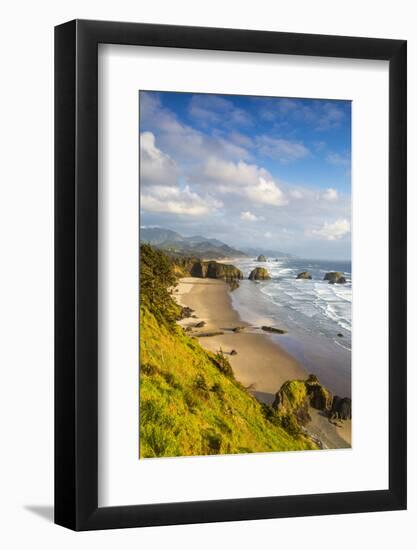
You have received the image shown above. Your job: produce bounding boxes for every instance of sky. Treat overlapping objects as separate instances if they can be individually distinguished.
[139,91,351,260]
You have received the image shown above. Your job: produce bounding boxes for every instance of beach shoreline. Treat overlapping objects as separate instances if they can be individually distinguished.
[175,277,307,402]
[174,276,351,448]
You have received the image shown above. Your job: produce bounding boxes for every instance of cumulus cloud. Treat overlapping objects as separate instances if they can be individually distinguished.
[201,158,288,206]
[142,185,222,216]
[140,131,178,187]
[311,219,350,240]
[321,188,338,201]
[139,92,351,258]
[140,130,222,217]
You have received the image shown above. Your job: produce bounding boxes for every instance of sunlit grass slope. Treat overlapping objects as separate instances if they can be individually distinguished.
[139,244,317,458]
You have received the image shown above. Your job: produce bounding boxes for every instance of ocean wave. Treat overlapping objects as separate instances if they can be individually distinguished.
[231,257,352,348]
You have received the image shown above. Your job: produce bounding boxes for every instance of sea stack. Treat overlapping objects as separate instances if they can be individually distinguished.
[296,271,312,280]
[249,267,270,280]
[256,255,267,262]
[324,272,346,284]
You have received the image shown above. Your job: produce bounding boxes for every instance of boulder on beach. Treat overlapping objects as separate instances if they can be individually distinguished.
[229,279,240,292]
[330,396,352,420]
[206,261,243,281]
[272,374,333,426]
[180,306,194,319]
[249,267,271,281]
[324,272,346,284]
[195,321,206,328]
[261,325,287,334]
[296,271,312,280]
[256,255,267,262]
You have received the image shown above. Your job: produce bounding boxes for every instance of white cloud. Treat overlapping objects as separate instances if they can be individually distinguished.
[255,135,310,163]
[264,231,272,238]
[201,158,287,206]
[240,211,258,221]
[311,219,350,240]
[142,185,222,217]
[140,131,178,187]
[140,131,222,217]
[322,188,338,201]
[290,190,303,199]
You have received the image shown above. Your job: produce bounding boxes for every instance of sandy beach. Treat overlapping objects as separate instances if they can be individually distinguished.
[174,276,351,448]
[175,277,307,402]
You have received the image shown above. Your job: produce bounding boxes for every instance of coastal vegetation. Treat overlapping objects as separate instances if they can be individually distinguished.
[139,244,318,458]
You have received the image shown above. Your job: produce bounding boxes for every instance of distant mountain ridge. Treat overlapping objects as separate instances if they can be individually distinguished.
[140,227,247,260]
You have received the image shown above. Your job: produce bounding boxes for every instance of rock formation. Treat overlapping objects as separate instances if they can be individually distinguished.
[324,272,347,284]
[256,255,267,262]
[261,326,287,334]
[187,260,243,281]
[296,271,312,280]
[330,396,352,420]
[249,267,271,280]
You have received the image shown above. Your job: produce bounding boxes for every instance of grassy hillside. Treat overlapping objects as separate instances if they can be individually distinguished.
[139,244,317,458]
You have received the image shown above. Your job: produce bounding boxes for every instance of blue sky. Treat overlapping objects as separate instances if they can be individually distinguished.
[139,91,351,259]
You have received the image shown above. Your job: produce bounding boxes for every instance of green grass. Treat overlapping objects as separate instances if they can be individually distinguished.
[139,305,317,458]
[139,243,318,458]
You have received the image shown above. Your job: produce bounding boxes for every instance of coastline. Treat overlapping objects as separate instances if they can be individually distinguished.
[175,277,307,403]
[174,276,351,448]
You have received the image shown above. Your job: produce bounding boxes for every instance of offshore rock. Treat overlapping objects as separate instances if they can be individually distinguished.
[249,267,271,280]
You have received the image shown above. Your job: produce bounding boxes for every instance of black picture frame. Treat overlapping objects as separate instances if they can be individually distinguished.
[55,19,407,531]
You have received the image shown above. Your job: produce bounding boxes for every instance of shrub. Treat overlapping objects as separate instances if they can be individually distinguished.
[140,244,182,327]
[279,413,301,437]
[211,382,225,399]
[194,374,210,400]
[184,390,199,412]
[141,425,179,457]
[202,430,223,454]
[211,350,234,378]
[162,371,182,390]
[141,362,158,376]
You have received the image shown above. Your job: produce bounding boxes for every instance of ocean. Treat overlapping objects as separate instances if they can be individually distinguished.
[226,257,352,397]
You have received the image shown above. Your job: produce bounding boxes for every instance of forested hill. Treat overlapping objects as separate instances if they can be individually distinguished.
[140,227,246,259]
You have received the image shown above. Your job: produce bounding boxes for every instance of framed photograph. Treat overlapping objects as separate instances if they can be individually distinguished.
[55,20,407,530]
